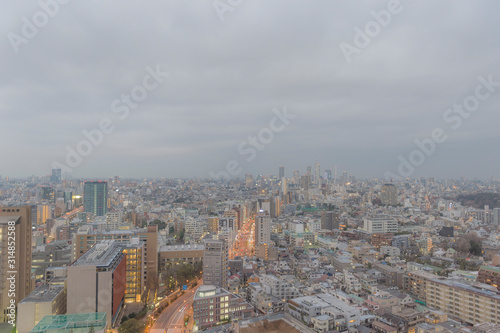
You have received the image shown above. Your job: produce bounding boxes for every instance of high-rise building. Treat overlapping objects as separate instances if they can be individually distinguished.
[293,170,300,184]
[72,226,158,292]
[281,177,287,195]
[314,161,320,185]
[51,168,62,183]
[278,166,285,180]
[320,211,340,231]
[83,181,108,216]
[203,239,228,288]
[67,241,127,327]
[493,208,500,226]
[0,206,33,323]
[41,186,55,203]
[324,169,332,180]
[381,184,398,206]
[207,217,219,234]
[255,212,271,246]
[245,174,253,188]
[300,175,310,190]
[37,204,51,224]
[105,212,122,230]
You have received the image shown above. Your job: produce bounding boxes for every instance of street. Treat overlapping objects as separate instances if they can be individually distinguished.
[151,288,196,333]
[230,216,255,259]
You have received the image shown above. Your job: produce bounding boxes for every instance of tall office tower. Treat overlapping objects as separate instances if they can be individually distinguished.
[245,174,253,188]
[41,186,55,203]
[281,177,287,195]
[493,208,500,226]
[293,170,300,184]
[341,171,348,184]
[51,168,61,183]
[203,239,228,288]
[255,212,271,246]
[83,181,108,216]
[300,175,310,190]
[67,241,127,327]
[145,225,159,290]
[37,204,51,224]
[381,184,398,206]
[0,206,33,322]
[334,165,338,182]
[314,161,320,185]
[324,169,332,180]
[278,166,285,180]
[306,166,312,177]
[320,211,340,231]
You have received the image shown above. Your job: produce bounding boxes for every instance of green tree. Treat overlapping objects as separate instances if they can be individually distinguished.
[118,319,145,333]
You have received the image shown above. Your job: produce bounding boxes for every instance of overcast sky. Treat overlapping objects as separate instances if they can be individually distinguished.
[1,1,499,180]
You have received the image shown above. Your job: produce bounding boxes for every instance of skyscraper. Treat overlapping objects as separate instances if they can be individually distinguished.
[255,211,271,246]
[0,206,33,323]
[83,181,108,216]
[381,184,398,206]
[281,177,287,195]
[51,168,61,183]
[203,239,228,288]
[278,166,285,180]
[314,161,320,185]
[293,170,300,184]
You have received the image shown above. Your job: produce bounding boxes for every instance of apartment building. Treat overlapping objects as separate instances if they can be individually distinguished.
[193,285,253,330]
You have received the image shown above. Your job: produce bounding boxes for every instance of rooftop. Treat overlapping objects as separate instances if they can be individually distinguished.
[72,240,125,268]
[159,244,204,252]
[20,284,65,303]
[30,312,107,333]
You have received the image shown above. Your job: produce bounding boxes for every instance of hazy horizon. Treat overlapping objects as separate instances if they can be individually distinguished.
[2,1,499,180]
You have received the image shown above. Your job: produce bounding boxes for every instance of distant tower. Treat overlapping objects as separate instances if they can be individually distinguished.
[245,174,254,188]
[306,166,312,177]
[293,170,300,184]
[278,166,285,180]
[51,168,62,183]
[381,184,398,206]
[314,161,321,186]
[281,177,287,195]
[83,181,108,216]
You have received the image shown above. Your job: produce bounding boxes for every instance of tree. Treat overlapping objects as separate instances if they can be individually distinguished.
[118,319,145,333]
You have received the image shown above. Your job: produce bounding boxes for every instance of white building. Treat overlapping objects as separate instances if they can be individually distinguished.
[363,216,398,234]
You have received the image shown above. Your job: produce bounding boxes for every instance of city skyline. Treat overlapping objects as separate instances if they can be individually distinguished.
[1,1,500,179]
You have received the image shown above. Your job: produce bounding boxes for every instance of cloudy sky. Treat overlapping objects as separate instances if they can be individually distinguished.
[1,1,499,179]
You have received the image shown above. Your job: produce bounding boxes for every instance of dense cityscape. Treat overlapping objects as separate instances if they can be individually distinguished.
[1,168,500,333]
[3,1,500,333]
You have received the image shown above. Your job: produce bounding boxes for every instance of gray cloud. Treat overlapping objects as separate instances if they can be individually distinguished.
[1,0,499,179]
